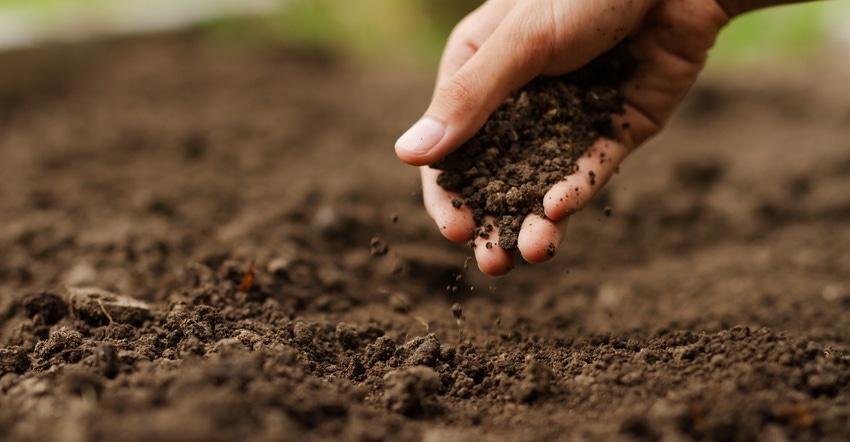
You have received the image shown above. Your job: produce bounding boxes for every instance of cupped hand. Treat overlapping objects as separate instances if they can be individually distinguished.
[396,0,733,275]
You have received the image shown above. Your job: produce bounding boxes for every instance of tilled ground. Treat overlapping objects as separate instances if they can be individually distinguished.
[1,34,850,442]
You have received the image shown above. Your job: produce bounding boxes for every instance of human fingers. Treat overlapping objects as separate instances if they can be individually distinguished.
[541,0,729,222]
[395,2,558,167]
[423,166,515,275]
[435,0,517,88]
[396,0,656,167]
[420,167,476,243]
[543,137,630,221]
[615,0,730,147]
[471,219,515,276]
[517,214,568,263]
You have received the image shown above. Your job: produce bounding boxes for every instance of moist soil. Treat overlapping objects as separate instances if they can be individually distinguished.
[2,33,850,442]
[431,45,633,250]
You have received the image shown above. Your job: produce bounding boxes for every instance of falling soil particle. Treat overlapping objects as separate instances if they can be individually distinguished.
[450,303,463,323]
[431,44,634,250]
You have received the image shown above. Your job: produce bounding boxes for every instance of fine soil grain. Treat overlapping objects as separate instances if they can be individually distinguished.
[1,32,850,442]
[431,45,634,250]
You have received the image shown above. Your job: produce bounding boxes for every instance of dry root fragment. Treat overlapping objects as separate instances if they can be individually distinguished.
[238,260,256,292]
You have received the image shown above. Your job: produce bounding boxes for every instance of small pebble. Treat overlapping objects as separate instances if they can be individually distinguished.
[370,237,389,256]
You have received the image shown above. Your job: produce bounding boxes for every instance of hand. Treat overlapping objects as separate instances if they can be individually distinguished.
[396,0,735,275]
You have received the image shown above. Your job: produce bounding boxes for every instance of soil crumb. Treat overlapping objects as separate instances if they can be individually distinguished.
[431,44,634,250]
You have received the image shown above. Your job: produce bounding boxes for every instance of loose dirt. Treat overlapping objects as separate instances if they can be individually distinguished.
[431,45,633,250]
[1,33,850,442]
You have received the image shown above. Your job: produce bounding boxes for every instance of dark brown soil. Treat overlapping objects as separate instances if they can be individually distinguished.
[2,33,850,442]
[431,45,633,250]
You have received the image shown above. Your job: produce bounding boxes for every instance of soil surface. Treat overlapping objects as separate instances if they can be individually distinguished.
[432,45,633,250]
[2,33,850,442]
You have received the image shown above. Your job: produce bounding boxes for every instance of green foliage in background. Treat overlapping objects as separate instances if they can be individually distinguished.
[710,1,840,68]
[266,0,844,68]
[0,0,846,69]
[262,0,477,61]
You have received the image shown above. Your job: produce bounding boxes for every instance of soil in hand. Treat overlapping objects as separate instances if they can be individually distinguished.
[430,45,634,250]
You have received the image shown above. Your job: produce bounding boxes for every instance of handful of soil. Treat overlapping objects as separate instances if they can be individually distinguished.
[430,44,635,250]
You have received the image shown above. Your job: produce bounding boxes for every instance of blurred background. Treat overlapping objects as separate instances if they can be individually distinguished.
[0,0,848,70]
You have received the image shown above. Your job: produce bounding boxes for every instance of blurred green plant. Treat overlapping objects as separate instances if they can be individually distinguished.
[0,0,846,69]
[263,0,844,68]
[263,0,476,61]
[709,1,842,68]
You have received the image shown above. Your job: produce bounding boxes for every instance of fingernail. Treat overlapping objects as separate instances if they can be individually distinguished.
[395,117,445,156]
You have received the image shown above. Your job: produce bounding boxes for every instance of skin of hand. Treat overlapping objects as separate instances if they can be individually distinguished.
[395,0,796,276]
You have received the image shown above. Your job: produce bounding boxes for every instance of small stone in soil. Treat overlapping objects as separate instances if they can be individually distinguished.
[370,237,389,256]
[405,334,441,367]
[68,287,151,326]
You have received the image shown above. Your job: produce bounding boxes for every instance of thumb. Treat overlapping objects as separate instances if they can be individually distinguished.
[395,9,550,166]
[396,0,657,167]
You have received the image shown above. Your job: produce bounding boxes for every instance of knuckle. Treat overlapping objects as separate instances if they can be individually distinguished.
[506,4,557,67]
[437,72,478,115]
